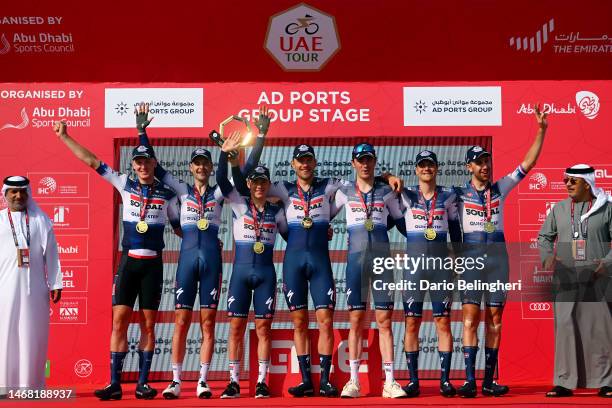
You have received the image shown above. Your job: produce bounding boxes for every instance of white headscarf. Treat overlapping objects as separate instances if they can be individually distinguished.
[565,164,612,222]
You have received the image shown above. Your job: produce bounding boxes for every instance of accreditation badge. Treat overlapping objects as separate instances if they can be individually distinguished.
[17,248,30,267]
[424,227,437,241]
[197,218,209,231]
[484,221,496,233]
[364,218,374,232]
[302,216,313,229]
[572,239,587,261]
[136,220,149,234]
[253,241,265,254]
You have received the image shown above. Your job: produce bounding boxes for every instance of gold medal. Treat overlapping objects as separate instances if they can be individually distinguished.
[424,227,437,241]
[197,218,209,231]
[302,216,313,229]
[364,218,374,231]
[484,221,496,233]
[136,220,149,234]
[253,241,265,254]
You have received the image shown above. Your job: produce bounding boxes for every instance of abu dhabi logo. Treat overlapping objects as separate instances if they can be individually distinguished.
[575,91,600,119]
[509,18,555,53]
[0,34,10,55]
[0,107,29,131]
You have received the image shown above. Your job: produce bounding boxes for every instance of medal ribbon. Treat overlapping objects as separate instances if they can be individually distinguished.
[137,182,155,222]
[471,181,492,224]
[297,183,312,220]
[7,210,30,247]
[355,183,375,221]
[193,184,208,221]
[419,188,438,229]
[250,199,264,243]
[570,199,592,239]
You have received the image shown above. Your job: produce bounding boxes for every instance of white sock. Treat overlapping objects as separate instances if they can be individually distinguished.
[229,360,240,383]
[257,360,269,383]
[349,359,360,382]
[171,363,182,383]
[199,362,210,383]
[384,361,394,382]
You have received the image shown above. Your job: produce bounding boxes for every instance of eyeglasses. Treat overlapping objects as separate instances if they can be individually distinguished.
[563,177,580,185]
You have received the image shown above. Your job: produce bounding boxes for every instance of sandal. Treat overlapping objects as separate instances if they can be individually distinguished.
[599,386,612,398]
[546,386,573,397]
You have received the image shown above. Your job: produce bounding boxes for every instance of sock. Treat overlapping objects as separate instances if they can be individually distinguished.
[483,347,499,386]
[319,354,332,385]
[110,351,127,385]
[405,351,419,383]
[349,359,360,382]
[171,363,182,383]
[257,360,269,383]
[229,360,240,383]
[297,354,312,385]
[463,346,478,382]
[137,350,154,385]
[438,350,452,384]
[383,361,394,383]
[199,361,210,383]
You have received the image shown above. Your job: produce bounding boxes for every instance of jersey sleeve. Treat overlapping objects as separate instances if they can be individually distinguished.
[330,187,348,219]
[167,195,181,229]
[384,188,404,221]
[445,191,462,243]
[96,162,128,192]
[232,163,250,197]
[226,188,249,218]
[497,164,528,197]
[325,177,350,197]
[243,134,265,175]
[216,152,235,197]
[268,181,289,202]
[275,206,289,240]
[160,171,188,197]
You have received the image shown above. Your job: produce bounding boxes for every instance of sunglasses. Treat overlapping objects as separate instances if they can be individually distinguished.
[563,177,581,185]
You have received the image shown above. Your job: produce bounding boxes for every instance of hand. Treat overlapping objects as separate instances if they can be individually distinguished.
[53,120,68,137]
[221,131,241,153]
[50,289,62,303]
[388,175,404,193]
[592,259,608,280]
[534,103,548,130]
[254,105,271,134]
[135,102,154,133]
[328,224,333,241]
[543,255,557,271]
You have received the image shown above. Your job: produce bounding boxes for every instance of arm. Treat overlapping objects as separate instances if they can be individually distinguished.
[243,105,270,174]
[446,193,462,244]
[520,104,548,173]
[276,207,289,242]
[377,172,404,193]
[167,195,182,237]
[135,103,176,186]
[232,164,250,196]
[53,121,100,169]
[330,188,347,219]
[217,132,243,196]
[385,191,406,235]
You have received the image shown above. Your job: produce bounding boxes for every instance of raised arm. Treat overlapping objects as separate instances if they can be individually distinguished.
[520,104,548,173]
[243,105,270,174]
[53,121,100,169]
[217,132,243,197]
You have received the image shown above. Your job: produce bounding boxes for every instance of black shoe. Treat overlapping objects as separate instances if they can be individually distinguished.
[402,381,420,398]
[135,383,157,399]
[319,382,338,397]
[255,382,270,398]
[457,381,477,398]
[599,386,612,398]
[440,381,456,397]
[94,383,122,401]
[288,382,314,397]
[482,381,509,396]
[546,385,572,398]
[220,381,240,399]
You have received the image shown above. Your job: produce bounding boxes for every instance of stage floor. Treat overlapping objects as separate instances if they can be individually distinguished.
[2,381,609,407]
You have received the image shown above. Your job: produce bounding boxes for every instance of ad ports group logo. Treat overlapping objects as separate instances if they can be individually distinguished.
[265,3,340,71]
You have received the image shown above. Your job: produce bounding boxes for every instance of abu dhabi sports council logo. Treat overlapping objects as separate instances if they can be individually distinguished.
[509,18,555,53]
[575,91,600,119]
[0,33,10,55]
[38,177,57,195]
[0,107,29,131]
[528,172,548,190]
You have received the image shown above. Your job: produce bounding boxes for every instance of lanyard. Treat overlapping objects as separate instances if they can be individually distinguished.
[418,188,438,228]
[249,199,265,242]
[471,181,492,222]
[297,183,312,218]
[7,210,30,248]
[193,184,208,220]
[137,183,155,222]
[570,199,592,239]
[355,183,375,220]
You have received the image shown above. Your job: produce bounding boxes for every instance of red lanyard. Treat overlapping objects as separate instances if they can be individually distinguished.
[419,188,438,228]
[137,183,155,222]
[355,182,374,219]
[193,185,208,220]
[250,200,264,242]
[471,181,492,222]
[297,183,312,218]
[7,210,30,247]
[570,199,592,239]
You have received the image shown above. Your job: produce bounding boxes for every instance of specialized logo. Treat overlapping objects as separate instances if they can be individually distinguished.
[298,144,309,151]
[176,287,184,300]
[509,18,555,53]
[210,288,218,300]
[266,296,274,310]
[74,359,93,378]
[286,289,294,303]
[346,288,352,301]
[529,302,551,311]
[575,91,600,119]
[0,107,29,131]
[265,3,340,71]
[228,296,236,308]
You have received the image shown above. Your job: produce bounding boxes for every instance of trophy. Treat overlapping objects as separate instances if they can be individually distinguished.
[209,115,254,159]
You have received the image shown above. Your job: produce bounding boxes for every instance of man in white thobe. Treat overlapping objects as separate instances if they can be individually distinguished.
[0,176,62,396]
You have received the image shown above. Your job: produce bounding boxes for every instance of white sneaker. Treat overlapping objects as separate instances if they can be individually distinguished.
[383,380,407,398]
[341,378,361,398]
[162,381,181,399]
[196,380,212,399]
